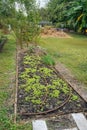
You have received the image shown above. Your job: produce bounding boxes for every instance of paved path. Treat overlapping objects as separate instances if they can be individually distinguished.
[32,120,48,130]
[72,113,87,130]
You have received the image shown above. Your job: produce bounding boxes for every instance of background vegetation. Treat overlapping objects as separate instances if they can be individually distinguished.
[43,0,87,34]
[0,0,40,48]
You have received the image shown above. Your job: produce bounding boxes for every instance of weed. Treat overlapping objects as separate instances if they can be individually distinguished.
[42,54,55,65]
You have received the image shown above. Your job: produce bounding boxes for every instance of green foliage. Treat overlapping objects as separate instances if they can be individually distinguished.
[47,0,87,33]
[50,90,60,98]
[0,108,16,130]
[71,94,79,101]
[0,0,40,48]
[66,0,87,33]
[19,53,73,111]
[38,7,49,21]
[40,67,53,77]
[61,86,69,94]
[42,54,55,65]
[0,108,32,130]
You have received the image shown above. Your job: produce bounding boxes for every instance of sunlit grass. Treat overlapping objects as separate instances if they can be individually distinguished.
[39,34,87,86]
[0,34,16,106]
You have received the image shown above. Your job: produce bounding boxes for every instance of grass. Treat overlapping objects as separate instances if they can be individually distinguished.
[0,34,16,107]
[0,33,32,130]
[39,34,87,87]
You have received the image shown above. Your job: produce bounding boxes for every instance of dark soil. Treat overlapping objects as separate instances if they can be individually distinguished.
[17,46,87,119]
[46,114,77,130]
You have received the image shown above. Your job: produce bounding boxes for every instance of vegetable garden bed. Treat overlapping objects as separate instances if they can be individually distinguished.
[17,46,87,119]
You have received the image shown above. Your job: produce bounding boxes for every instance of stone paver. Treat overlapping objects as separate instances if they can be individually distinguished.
[72,113,87,130]
[32,120,48,130]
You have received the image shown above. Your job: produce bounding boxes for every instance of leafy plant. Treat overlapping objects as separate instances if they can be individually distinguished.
[19,53,73,113]
[71,94,79,101]
[40,67,53,77]
[42,54,55,65]
[18,48,82,114]
[50,90,60,98]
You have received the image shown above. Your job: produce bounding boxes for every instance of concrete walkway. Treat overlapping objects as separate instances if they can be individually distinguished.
[72,113,87,130]
[32,120,48,130]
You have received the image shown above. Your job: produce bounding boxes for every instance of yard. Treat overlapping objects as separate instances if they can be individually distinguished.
[0,31,87,129]
[0,0,87,129]
[39,34,87,87]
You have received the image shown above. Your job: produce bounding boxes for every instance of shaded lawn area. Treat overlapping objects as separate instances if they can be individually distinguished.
[39,34,87,87]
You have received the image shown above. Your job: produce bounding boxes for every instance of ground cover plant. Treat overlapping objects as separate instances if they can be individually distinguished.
[18,46,86,118]
[39,34,87,87]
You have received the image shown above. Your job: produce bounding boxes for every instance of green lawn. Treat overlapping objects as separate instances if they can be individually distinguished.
[0,34,32,130]
[39,34,87,87]
[0,34,16,107]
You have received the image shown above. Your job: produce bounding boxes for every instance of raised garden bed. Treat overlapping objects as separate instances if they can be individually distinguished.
[17,46,87,119]
[0,36,7,52]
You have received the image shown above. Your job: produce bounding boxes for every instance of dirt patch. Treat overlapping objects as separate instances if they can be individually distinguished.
[46,114,77,130]
[41,27,71,38]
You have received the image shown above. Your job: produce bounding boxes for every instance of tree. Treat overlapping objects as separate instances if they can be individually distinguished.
[47,0,87,33]
[47,0,66,24]
[38,7,49,21]
[0,0,40,48]
[0,0,15,31]
[67,0,87,33]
